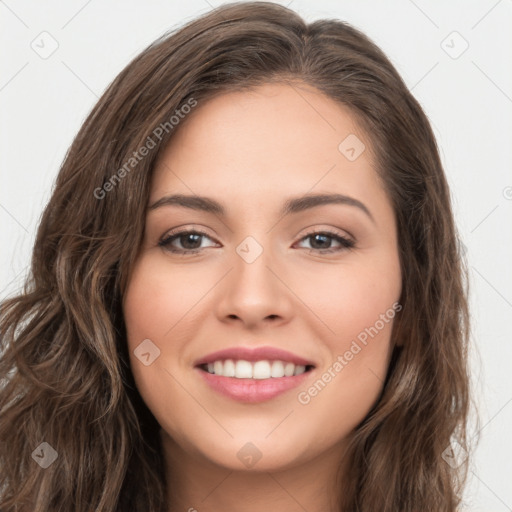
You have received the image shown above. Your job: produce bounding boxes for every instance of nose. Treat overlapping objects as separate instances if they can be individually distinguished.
[215,242,295,329]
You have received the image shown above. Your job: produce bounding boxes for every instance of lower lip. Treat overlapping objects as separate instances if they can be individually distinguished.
[196,367,313,403]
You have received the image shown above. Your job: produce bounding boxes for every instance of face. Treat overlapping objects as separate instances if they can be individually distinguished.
[122,82,402,472]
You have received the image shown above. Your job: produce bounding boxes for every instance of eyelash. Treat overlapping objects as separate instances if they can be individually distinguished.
[158,228,355,255]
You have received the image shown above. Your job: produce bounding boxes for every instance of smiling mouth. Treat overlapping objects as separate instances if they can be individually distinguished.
[198,359,315,379]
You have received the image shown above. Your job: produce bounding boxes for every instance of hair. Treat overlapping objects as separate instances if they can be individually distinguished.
[0,2,472,510]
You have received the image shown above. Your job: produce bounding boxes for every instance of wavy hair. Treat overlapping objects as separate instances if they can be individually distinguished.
[0,2,471,510]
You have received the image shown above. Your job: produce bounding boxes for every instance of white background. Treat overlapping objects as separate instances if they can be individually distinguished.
[1,1,511,510]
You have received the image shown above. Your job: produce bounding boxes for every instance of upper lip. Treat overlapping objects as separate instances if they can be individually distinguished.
[194,346,316,367]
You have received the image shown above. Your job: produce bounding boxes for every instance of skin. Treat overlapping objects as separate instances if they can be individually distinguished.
[122,82,402,512]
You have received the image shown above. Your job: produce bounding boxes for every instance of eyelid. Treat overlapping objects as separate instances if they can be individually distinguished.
[298,226,354,243]
[159,225,218,246]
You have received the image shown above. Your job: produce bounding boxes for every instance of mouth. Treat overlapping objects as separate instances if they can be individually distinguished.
[193,346,316,403]
[197,359,315,378]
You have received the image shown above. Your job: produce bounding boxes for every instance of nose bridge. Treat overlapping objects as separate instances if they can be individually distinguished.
[215,233,293,325]
[233,234,280,302]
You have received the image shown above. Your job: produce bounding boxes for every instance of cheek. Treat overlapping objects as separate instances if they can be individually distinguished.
[291,250,400,415]
[290,250,401,350]
[123,254,207,343]
[122,253,228,407]
[122,256,192,398]
[293,270,400,437]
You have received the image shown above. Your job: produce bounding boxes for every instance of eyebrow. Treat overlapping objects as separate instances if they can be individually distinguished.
[148,193,374,223]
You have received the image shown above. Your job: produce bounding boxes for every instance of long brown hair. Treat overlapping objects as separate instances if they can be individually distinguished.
[0,2,472,510]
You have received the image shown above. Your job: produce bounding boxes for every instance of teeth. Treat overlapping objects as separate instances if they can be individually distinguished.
[253,361,271,379]
[223,359,235,377]
[235,360,252,378]
[204,359,310,379]
[293,365,306,376]
[213,360,223,375]
[270,360,284,378]
[284,362,295,377]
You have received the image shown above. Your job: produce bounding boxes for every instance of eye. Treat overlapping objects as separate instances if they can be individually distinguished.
[295,230,355,254]
[158,229,218,254]
[158,228,355,255]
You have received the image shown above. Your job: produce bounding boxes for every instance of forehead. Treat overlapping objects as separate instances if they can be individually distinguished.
[150,82,383,210]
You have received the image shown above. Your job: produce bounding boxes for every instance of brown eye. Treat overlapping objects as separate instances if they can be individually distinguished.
[296,231,355,253]
[159,229,217,254]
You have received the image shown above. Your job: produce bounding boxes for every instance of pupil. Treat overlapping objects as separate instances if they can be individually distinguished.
[311,234,330,249]
[182,233,201,249]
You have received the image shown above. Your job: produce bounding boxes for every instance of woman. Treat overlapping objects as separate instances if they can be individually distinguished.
[0,2,471,510]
